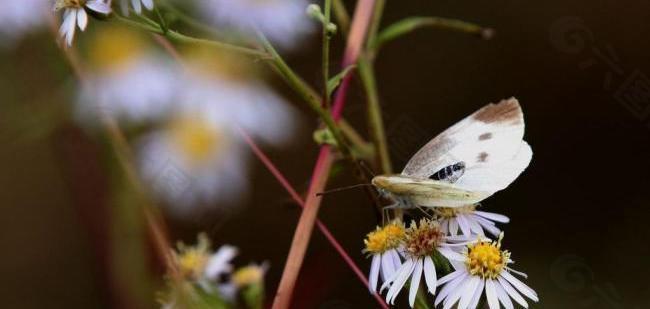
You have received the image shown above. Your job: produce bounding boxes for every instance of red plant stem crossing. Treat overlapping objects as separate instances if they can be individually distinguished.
[272,1,383,308]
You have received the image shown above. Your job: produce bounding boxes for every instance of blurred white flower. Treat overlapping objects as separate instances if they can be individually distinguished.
[435,235,539,309]
[76,26,180,123]
[0,0,48,46]
[56,0,111,46]
[436,205,510,237]
[198,0,314,49]
[137,49,298,214]
[119,0,154,15]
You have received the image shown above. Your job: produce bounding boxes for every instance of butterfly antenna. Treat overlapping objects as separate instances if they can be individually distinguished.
[358,160,377,177]
[316,183,373,196]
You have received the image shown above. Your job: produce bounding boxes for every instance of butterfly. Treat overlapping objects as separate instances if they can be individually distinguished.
[372,98,532,208]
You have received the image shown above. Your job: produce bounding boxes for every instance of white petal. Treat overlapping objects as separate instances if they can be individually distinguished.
[381,252,396,281]
[438,247,467,262]
[475,215,502,236]
[435,272,467,306]
[456,214,471,236]
[65,10,78,46]
[443,275,473,309]
[496,276,529,307]
[468,279,485,309]
[77,9,88,31]
[204,245,238,279]
[475,211,510,223]
[120,0,129,15]
[485,279,500,309]
[500,271,539,302]
[86,0,112,14]
[390,249,403,269]
[131,0,142,13]
[506,267,528,279]
[368,254,381,293]
[465,215,484,236]
[423,256,437,295]
[450,218,459,236]
[441,219,449,234]
[408,259,424,307]
[385,259,415,304]
[494,280,514,309]
[458,276,481,309]
[142,0,154,10]
[437,269,464,286]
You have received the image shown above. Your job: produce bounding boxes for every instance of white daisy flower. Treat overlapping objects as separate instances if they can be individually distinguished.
[198,0,314,49]
[76,27,180,124]
[55,0,112,46]
[435,235,539,309]
[119,0,154,15]
[436,204,510,237]
[0,0,48,46]
[363,221,406,294]
[380,219,475,307]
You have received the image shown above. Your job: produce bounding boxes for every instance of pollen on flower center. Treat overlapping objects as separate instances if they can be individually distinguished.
[466,241,509,279]
[364,222,405,254]
[168,117,226,165]
[178,250,208,278]
[404,218,444,258]
[55,0,86,9]
[435,204,476,219]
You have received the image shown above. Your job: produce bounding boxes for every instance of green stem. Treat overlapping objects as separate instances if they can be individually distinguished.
[322,0,333,108]
[115,15,269,58]
[359,57,392,174]
[332,0,350,37]
[414,286,432,309]
[258,34,350,159]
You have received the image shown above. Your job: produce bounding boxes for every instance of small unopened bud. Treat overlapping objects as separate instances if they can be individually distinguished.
[306,4,323,19]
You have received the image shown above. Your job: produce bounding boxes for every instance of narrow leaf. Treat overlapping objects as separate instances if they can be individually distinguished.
[327,65,356,97]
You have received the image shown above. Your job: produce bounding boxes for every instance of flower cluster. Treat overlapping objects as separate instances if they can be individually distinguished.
[160,234,268,308]
[364,205,538,308]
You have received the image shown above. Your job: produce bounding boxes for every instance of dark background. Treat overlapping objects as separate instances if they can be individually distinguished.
[1,0,649,308]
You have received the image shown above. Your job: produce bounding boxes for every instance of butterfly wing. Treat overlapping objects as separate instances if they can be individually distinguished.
[453,141,532,193]
[401,98,529,195]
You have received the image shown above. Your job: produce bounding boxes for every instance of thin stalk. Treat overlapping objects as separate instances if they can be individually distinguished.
[359,57,392,173]
[271,2,383,308]
[115,15,269,59]
[332,0,350,37]
[50,38,179,280]
[322,0,332,108]
[237,128,386,307]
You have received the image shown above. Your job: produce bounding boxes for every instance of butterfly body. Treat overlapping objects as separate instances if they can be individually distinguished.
[373,98,532,209]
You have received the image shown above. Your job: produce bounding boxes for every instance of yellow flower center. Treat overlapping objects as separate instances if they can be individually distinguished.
[55,0,86,10]
[88,27,146,72]
[232,265,265,287]
[435,204,476,219]
[405,219,445,258]
[168,117,227,167]
[364,222,405,254]
[178,249,209,279]
[466,241,509,279]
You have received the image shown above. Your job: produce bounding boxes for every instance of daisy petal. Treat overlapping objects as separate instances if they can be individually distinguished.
[450,218,459,236]
[408,259,424,307]
[423,256,437,295]
[438,247,466,262]
[485,279,500,309]
[458,276,480,309]
[494,280,515,309]
[77,9,87,31]
[457,214,471,236]
[501,271,539,302]
[435,272,466,306]
[142,0,154,10]
[368,254,381,293]
[497,276,529,307]
[131,0,142,13]
[386,259,416,304]
[475,211,510,223]
[468,279,485,309]
[86,0,112,14]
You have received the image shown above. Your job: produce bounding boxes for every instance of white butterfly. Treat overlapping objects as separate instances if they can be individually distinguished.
[372,98,532,208]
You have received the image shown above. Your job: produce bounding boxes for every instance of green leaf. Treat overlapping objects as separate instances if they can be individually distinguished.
[313,128,338,147]
[371,17,492,51]
[327,65,356,97]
